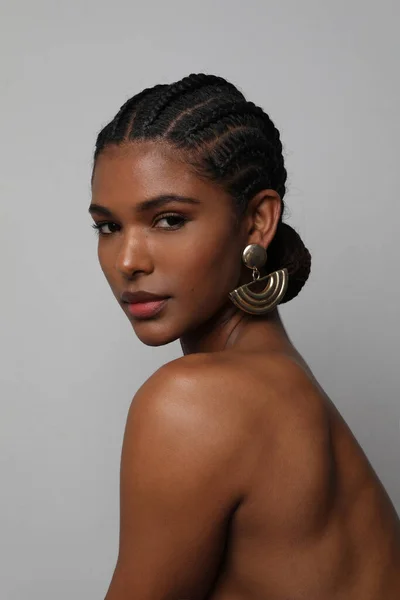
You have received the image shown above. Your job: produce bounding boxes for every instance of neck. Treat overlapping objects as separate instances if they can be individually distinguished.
[180,302,292,356]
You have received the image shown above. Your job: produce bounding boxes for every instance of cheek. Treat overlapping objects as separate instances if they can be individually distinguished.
[97,244,107,272]
[177,234,241,298]
[97,243,116,284]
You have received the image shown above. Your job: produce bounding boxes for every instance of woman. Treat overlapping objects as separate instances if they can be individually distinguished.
[89,73,400,599]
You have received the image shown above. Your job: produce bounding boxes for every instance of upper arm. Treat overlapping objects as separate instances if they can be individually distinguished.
[105,361,246,600]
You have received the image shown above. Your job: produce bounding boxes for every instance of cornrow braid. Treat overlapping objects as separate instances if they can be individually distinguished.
[209,128,278,171]
[183,100,278,140]
[139,73,239,132]
[111,86,160,136]
[93,73,311,304]
[219,147,268,171]
[95,84,166,157]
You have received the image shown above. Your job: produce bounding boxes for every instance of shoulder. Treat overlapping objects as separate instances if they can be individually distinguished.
[247,353,336,526]
[131,351,330,449]
[123,354,255,501]
[128,352,334,511]
[131,352,254,431]
[256,351,333,461]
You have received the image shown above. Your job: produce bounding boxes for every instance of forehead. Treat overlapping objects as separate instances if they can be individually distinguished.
[91,141,231,207]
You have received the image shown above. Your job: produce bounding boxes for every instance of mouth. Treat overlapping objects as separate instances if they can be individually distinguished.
[125,298,169,320]
[120,290,170,320]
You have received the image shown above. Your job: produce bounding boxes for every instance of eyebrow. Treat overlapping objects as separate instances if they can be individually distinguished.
[88,194,201,217]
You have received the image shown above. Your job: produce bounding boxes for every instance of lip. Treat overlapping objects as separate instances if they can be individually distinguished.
[121,290,170,320]
[126,298,168,319]
[121,290,169,303]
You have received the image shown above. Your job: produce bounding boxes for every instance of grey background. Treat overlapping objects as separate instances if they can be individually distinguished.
[1,0,399,598]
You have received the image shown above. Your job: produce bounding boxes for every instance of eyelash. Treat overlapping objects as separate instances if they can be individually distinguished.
[91,213,189,236]
[91,222,119,236]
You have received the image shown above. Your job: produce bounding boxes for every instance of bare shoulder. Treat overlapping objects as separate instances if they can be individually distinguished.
[111,354,268,600]
[127,352,260,464]
[131,352,252,427]
[131,350,332,457]
[145,350,331,424]
[131,352,261,433]
[235,351,336,529]
[123,353,258,506]
[128,352,334,516]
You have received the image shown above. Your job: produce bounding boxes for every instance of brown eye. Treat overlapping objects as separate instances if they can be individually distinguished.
[154,214,188,229]
[91,222,120,235]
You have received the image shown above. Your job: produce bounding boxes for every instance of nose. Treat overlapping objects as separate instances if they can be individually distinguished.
[115,229,154,279]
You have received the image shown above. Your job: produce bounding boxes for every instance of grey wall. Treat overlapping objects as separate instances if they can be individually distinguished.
[1,1,399,598]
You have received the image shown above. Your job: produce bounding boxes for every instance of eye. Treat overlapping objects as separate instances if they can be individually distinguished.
[153,213,188,230]
[91,222,120,236]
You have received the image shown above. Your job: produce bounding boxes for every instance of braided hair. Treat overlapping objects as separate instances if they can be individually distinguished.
[93,73,311,303]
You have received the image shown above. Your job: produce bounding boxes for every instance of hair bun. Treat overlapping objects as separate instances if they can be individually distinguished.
[268,222,312,304]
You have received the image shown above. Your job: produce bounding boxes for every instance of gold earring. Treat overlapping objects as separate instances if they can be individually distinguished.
[229,244,289,315]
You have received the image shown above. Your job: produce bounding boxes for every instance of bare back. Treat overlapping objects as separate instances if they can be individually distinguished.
[207,350,400,600]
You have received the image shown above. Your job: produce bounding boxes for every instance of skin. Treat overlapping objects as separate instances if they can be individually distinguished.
[90,141,400,600]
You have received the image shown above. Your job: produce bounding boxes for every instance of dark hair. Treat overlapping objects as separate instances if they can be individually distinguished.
[93,73,311,303]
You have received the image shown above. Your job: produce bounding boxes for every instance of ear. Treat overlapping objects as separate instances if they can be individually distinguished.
[244,190,282,248]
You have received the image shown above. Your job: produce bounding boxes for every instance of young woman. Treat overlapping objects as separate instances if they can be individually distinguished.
[89,73,400,600]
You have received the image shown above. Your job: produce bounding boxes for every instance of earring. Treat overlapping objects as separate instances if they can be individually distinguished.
[229,244,289,315]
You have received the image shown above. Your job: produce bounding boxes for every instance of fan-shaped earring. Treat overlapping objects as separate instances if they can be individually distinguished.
[229,244,289,315]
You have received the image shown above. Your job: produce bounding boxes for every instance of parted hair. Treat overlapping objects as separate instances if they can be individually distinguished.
[93,73,311,303]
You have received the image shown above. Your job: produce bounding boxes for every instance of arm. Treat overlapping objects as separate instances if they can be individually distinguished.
[104,360,246,600]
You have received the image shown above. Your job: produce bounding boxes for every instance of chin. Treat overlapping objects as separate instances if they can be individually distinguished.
[125,299,226,347]
[128,319,182,347]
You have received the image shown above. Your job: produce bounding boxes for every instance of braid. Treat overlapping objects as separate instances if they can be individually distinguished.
[140,73,238,132]
[95,84,166,152]
[110,96,138,137]
[184,101,255,137]
[220,147,267,171]
[93,73,311,304]
[185,100,277,139]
